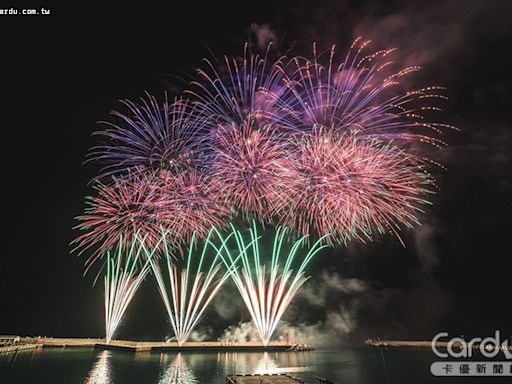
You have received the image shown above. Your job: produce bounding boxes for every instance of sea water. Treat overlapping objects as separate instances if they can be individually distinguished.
[0,347,503,383]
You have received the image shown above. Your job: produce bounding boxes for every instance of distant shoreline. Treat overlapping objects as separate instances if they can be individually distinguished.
[365,339,512,354]
[366,339,441,348]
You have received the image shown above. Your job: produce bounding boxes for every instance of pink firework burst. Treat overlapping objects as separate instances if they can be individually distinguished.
[281,128,434,246]
[73,174,164,268]
[154,169,229,247]
[209,122,294,222]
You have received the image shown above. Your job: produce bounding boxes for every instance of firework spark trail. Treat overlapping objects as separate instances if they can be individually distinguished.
[89,93,207,181]
[282,128,434,246]
[146,229,238,346]
[279,38,457,144]
[212,222,328,345]
[104,235,153,343]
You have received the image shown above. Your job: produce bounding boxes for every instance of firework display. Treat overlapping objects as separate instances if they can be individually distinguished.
[104,236,153,343]
[212,222,328,345]
[74,38,451,344]
[147,230,235,345]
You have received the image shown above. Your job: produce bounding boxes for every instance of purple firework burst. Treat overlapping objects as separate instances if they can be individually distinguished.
[89,92,206,181]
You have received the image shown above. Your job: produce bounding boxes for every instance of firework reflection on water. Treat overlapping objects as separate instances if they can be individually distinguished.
[84,351,113,384]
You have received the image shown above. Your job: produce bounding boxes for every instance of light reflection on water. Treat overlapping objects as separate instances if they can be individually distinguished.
[253,352,280,374]
[84,351,113,384]
[253,352,309,375]
[158,353,198,384]
[82,350,309,383]
[216,350,311,377]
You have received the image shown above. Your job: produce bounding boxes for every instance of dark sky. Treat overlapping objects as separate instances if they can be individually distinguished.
[1,1,511,344]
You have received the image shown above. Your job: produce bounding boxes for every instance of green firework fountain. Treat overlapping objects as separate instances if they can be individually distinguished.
[146,230,240,346]
[104,236,153,343]
[212,222,328,345]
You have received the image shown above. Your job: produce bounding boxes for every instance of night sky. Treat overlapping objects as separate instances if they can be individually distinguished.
[2,1,511,345]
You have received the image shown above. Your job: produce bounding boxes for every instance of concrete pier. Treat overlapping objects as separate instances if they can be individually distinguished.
[95,340,292,352]
[37,338,292,352]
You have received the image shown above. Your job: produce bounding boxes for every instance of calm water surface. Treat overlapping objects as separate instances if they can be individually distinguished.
[0,347,501,383]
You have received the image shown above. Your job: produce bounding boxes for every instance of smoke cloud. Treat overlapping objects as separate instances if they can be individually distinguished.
[250,23,277,49]
[215,273,365,346]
